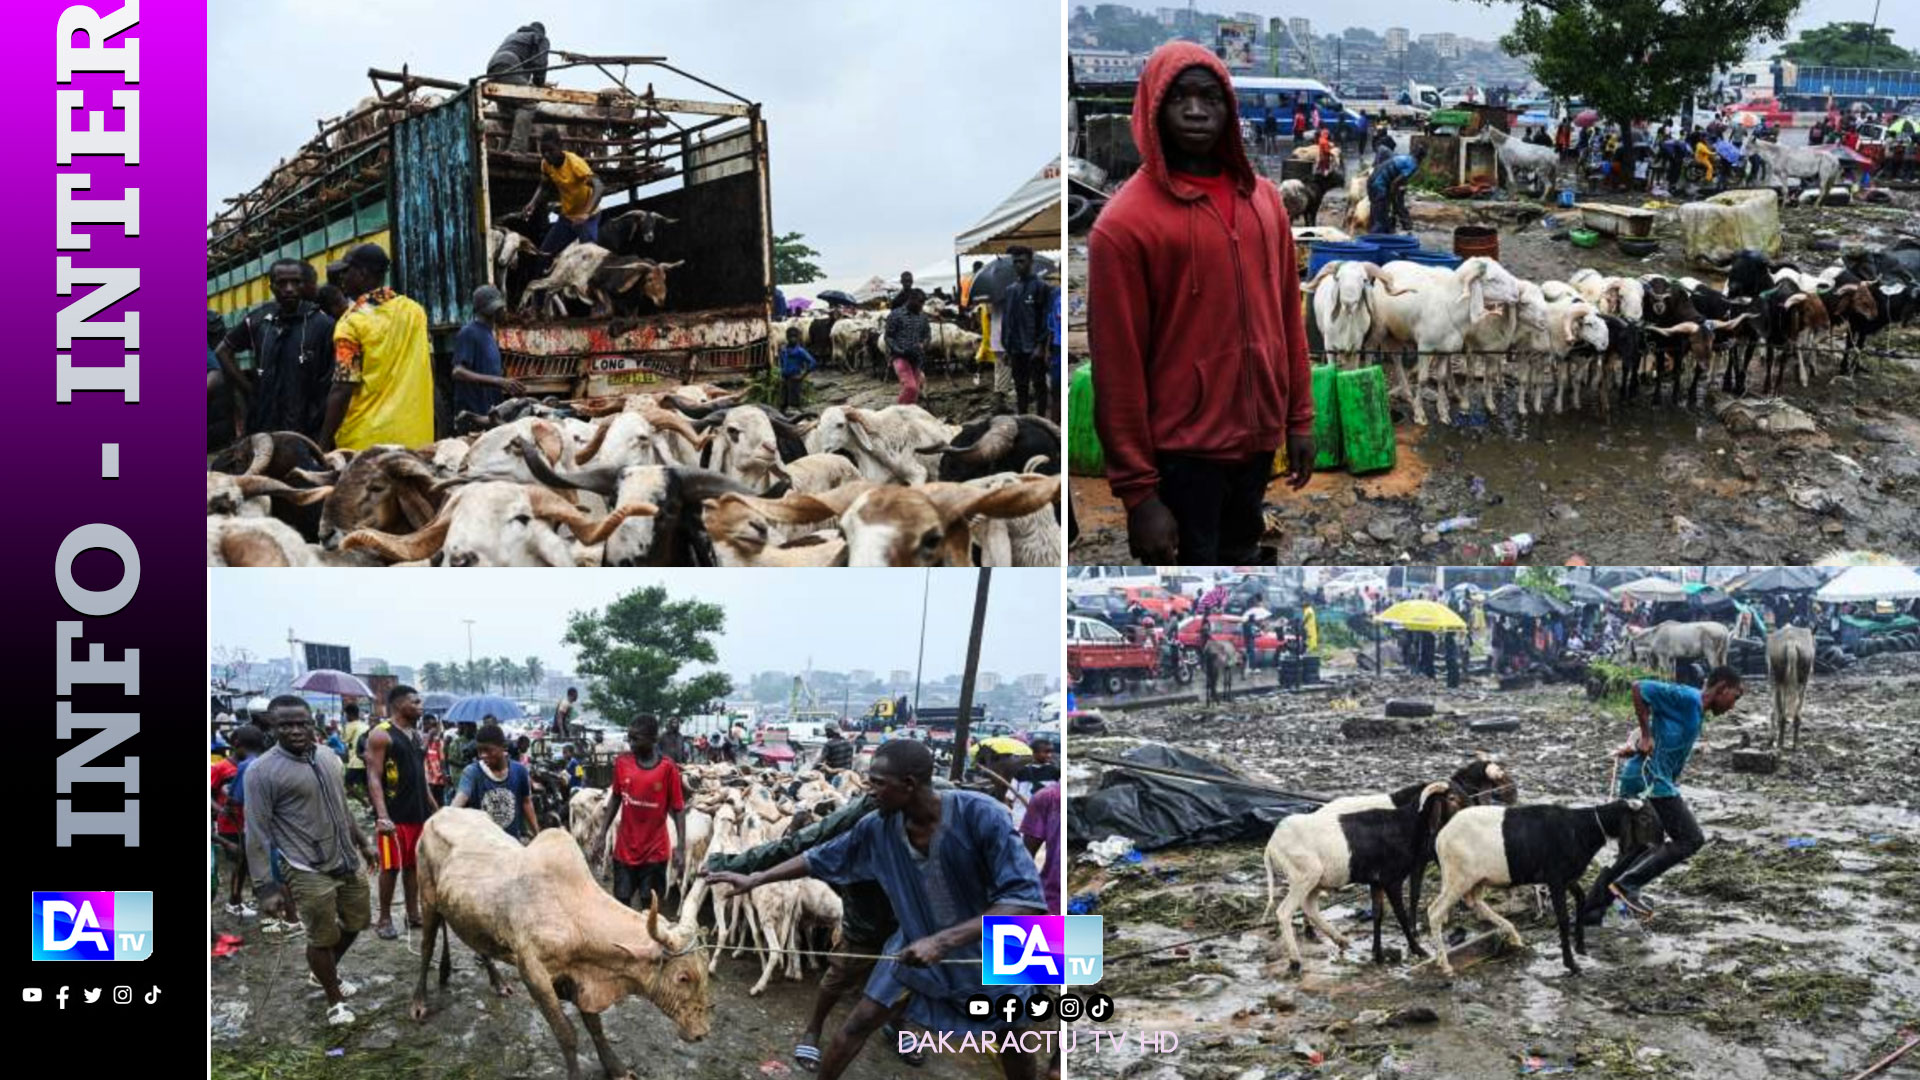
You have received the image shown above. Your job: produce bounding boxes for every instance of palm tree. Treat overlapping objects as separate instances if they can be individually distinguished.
[524,656,545,698]
[421,662,446,691]
[495,656,517,695]
[466,659,489,695]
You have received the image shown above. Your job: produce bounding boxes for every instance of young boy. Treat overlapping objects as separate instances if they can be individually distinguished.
[451,723,540,840]
[776,325,817,412]
[1089,42,1315,566]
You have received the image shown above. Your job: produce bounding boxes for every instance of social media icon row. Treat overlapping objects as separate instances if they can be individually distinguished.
[21,986,153,1008]
[966,991,1113,1023]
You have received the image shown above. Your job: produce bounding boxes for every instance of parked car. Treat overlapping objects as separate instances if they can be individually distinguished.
[1068,593,1150,635]
[1067,564,1161,601]
[1164,573,1209,599]
[1068,615,1192,694]
[1733,97,1793,128]
[1114,584,1192,620]
[1174,613,1288,666]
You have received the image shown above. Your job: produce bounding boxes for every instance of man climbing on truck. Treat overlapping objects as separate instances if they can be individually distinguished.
[523,132,606,264]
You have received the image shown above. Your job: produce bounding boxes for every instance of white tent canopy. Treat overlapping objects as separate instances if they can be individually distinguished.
[1612,576,1687,602]
[1815,565,1920,602]
[955,158,1063,257]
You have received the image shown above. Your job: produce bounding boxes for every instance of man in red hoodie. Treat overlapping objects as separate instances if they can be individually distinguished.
[1090,42,1314,564]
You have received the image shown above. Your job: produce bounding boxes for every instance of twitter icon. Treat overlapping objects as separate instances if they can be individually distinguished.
[82,988,102,1004]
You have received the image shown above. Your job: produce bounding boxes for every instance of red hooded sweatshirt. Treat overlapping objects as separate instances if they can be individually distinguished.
[1089,42,1312,511]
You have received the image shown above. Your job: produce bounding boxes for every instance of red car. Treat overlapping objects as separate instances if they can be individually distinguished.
[1114,584,1193,621]
[1174,614,1288,665]
[1734,98,1793,128]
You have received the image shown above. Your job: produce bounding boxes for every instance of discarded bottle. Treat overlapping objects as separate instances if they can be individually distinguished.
[1435,515,1479,534]
[1491,533,1536,565]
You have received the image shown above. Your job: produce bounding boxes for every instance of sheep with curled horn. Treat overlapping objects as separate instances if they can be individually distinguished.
[341,481,660,567]
[208,431,331,481]
[919,415,1062,483]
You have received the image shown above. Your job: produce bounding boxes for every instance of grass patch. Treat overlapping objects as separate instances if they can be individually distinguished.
[1675,967,1877,1034]
[1100,957,1235,998]
[1569,1034,1686,1078]
[1667,840,1839,905]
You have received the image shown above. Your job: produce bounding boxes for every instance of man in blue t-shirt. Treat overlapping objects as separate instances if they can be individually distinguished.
[1581,667,1743,923]
[451,723,539,839]
[450,286,525,420]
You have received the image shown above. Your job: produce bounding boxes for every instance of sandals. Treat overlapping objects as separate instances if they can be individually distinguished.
[793,1044,821,1073]
[375,922,400,941]
[307,974,359,998]
[884,1026,925,1068]
[326,1001,357,1026]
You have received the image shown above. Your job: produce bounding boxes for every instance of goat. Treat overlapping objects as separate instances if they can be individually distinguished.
[1428,800,1664,974]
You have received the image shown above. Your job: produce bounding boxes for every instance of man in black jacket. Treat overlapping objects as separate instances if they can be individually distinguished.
[488,22,551,152]
[214,259,337,439]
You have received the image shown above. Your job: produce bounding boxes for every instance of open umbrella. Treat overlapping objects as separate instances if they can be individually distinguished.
[421,692,458,715]
[969,254,1061,307]
[785,297,813,314]
[1485,585,1573,619]
[816,289,859,308]
[293,669,374,699]
[1730,566,1831,594]
[1612,576,1687,602]
[1574,109,1599,128]
[1376,600,1467,632]
[1816,565,1920,602]
[1563,581,1612,606]
[446,694,525,725]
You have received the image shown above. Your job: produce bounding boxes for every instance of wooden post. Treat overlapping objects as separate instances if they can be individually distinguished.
[948,569,993,782]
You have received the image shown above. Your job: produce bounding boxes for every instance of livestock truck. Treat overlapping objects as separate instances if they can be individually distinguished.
[207,54,774,402]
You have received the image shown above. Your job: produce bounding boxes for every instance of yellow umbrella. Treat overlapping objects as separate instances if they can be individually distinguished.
[1376,600,1467,632]
[972,736,1031,760]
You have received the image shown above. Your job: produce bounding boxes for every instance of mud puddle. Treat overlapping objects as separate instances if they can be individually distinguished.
[1068,658,1920,1078]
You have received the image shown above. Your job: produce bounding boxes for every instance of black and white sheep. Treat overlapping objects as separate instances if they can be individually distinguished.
[1426,799,1663,974]
[1263,781,1460,971]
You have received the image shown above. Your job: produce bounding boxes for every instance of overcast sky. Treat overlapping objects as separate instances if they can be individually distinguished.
[1219,0,1915,57]
[207,2,1062,280]
[209,570,1061,680]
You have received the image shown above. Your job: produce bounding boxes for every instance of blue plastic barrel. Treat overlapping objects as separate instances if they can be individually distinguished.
[1306,241,1382,277]
[1362,233,1420,255]
[1402,250,1463,270]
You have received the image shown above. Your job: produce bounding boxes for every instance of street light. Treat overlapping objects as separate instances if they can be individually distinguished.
[463,619,477,666]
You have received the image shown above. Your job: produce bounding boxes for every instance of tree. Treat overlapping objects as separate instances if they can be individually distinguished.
[1488,0,1799,132]
[774,232,825,286]
[420,662,446,691]
[370,661,392,676]
[563,585,733,722]
[1777,22,1918,69]
[465,660,489,696]
[494,656,516,695]
[524,656,545,696]
[1517,567,1571,602]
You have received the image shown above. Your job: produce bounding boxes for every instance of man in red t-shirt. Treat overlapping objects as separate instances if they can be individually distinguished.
[213,725,267,917]
[595,715,686,911]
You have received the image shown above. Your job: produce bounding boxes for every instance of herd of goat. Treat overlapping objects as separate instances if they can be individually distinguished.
[1305,243,1920,426]
[206,386,1061,567]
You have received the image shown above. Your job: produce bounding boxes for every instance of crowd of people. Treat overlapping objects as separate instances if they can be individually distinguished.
[212,686,1064,1079]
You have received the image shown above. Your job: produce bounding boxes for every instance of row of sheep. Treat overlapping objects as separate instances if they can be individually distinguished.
[1306,246,1917,425]
[1263,758,1664,977]
[414,760,861,1079]
[771,310,983,371]
[207,385,1062,568]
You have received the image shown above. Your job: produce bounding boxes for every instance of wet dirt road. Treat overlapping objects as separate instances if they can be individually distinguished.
[1067,185,1920,566]
[210,872,999,1080]
[1065,652,1920,1079]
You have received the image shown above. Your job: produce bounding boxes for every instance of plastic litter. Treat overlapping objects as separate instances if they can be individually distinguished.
[326,1049,345,1058]
[1080,835,1137,867]
[759,1061,792,1077]
[1435,515,1479,534]
[1492,533,1536,565]
[1519,1057,1575,1074]
[1067,893,1100,915]
[1784,837,1818,850]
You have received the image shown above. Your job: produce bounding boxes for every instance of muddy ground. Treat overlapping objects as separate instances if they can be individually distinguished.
[804,361,1013,428]
[1067,179,1920,566]
[1064,650,1920,1079]
[209,827,1000,1080]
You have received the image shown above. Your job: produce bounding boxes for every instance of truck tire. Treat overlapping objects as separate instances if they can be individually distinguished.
[1100,671,1125,696]
[1384,699,1436,718]
[1172,662,1194,686]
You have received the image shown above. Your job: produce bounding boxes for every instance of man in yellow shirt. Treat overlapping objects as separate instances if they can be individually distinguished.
[524,132,606,260]
[320,244,435,451]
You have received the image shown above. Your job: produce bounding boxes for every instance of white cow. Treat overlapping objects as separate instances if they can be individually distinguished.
[1622,621,1731,680]
[1765,625,1814,751]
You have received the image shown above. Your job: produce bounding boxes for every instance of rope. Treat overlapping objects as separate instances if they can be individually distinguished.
[1101,917,1271,965]
[701,941,980,966]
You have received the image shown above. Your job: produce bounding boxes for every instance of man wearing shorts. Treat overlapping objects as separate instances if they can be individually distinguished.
[596,715,685,911]
[365,685,438,940]
[341,702,368,802]
[243,696,380,1026]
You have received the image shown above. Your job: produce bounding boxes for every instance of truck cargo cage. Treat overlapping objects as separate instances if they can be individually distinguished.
[208,53,774,397]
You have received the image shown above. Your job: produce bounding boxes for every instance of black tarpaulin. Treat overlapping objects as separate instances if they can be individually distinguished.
[1068,743,1322,852]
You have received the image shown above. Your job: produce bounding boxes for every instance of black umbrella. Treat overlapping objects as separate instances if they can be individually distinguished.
[1485,585,1573,619]
[969,254,1060,306]
[1564,581,1611,606]
[1730,566,1831,594]
[816,289,859,308]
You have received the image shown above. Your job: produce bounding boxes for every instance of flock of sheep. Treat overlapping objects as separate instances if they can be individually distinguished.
[206,385,1061,567]
[1304,244,1918,426]
[773,305,983,375]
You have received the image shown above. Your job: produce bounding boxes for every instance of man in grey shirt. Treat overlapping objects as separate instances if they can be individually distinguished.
[244,695,381,1027]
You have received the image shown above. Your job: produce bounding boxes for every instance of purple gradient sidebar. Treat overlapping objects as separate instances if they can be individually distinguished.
[12,1,204,1042]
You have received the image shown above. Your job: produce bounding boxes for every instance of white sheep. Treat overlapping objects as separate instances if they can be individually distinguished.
[1364,257,1524,425]
[805,405,953,486]
[1303,260,1401,371]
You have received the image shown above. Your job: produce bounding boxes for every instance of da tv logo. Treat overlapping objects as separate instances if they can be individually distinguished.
[31,892,153,961]
[981,916,1102,986]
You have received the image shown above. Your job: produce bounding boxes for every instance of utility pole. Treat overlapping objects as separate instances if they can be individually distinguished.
[949,568,993,783]
[912,570,931,714]
[463,619,476,666]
